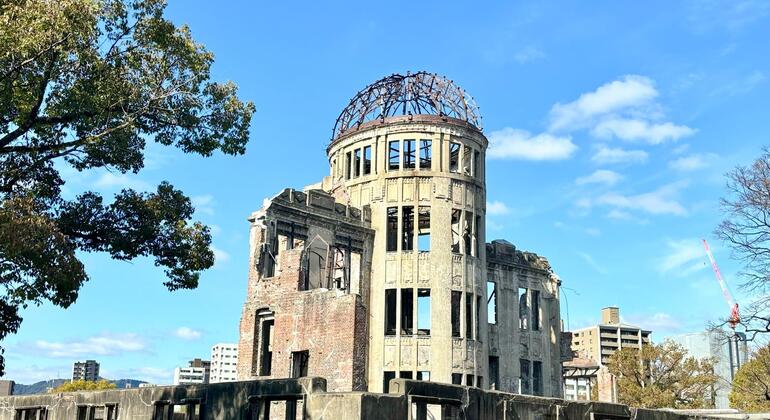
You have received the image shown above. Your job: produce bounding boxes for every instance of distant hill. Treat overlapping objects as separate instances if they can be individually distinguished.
[13,378,147,395]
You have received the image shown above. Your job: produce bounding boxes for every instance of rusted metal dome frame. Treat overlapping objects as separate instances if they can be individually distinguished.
[332,72,482,141]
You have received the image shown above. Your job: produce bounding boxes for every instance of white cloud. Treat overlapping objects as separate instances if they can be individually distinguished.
[514,46,545,64]
[191,195,215,216]
[596,183,688,216]
[93,173,150,191]
[4,364,70,384]
[549,75,658,131]
[487,200,510,215]
[669,153,717,171]
[173,327,202,341]
[592,118,696,144]
[102,367,173,384]
[625,312,682,332]
[575,169,623,186]
[212,245,231,264]
[488,128,577,161]
[591,145,648,165]
[658,238,708,275]
[31,333,146,358]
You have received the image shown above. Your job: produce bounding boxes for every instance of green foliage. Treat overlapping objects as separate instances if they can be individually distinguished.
[730,343,770,412]
[0,0,254,376]
[51,379,116,393]
[606,341,719,409]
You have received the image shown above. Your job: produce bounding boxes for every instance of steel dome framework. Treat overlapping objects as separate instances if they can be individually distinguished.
[332,72,482,140]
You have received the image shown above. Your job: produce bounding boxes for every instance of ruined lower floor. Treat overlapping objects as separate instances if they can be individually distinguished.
[0,377,760,420]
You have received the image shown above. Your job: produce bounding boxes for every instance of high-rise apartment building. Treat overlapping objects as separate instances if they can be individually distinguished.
[210,343,238,383]
[173,358,210,385]
[72,360,100,381]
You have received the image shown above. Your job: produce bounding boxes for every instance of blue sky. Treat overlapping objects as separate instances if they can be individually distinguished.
[5,0,770,384]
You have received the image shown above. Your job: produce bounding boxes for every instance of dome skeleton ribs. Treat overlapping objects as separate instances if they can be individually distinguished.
[332,72,482,141]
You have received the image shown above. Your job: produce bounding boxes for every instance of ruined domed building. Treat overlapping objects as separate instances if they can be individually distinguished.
[237,72,572,397]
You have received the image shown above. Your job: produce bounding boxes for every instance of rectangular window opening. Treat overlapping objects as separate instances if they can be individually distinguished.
[519,287,529,330]
[291,350,309,378]
[466,374,474,387]
[489,356,499,390]
[532,290,541,331]
[404,139,416,169]
[363,145,372,175]
[451,291,461,337]
[474,150,480,178]
[389,140,400,171]
[465,293,473,340]
[474,215,480,257]
[419,139,432,170]
[387,207,398,252]
[353,148,361,178]
[383,371,396,393]
[345,151,351,180]
[418,206,430,252]
[399,371,413,379]
[401,288,414,335]
[520,359,531,394]
[449,142,460,173]
[463,212,472,256]
[259,318,274,376]
[463,145,472,175]
[402,206,414,251]
[487,281,497,324]
[476,295,481,340]
[385,289,397,335]
[451,373,463,385]
[451,210,461,253]
[417,371,430,381]
[533,361,543,396]
[417,288,431,335]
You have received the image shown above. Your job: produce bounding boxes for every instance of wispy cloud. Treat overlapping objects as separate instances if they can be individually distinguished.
[29,333,147,358]
[578,252,608,274]
[488,128,577,161]
[192,195,216,216]
[102,366,173,384]
[513,46,545,64]
[173,327,202,341]
[596,183,688,216]
[575,169,623,186]
[669,153,717,171]
[212,245,231,265]
[625,312,683,333]
[592,118,696,144]
[591,145,648,165]
[487,200,511,215]
[93,173,151,191]
[658,238,708,276]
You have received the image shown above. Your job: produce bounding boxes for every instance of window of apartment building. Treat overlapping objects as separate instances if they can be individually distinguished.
[418,206,430,252]
[489,356,499,390]
[417,371,430,381]
[363,145,372,175]
[449,142,461,173]
[465,293,473,339]
[463,212,473,256]
[387,207,398,252]
[388,140,400,170]
[402,206,414,251]
[451,291,461,337]
[463,145,472,176]
[487,281,497,324]
[401,288,414,335]
[383,371,396,392]
[533,361,543,396]
[531,290,541,331]
[519,287,528,330]
[404,139,416,169]
[419,139,432,170]
[385,289,397,335]
[451,374,462,385]
[291,351,309,378]
[345,151,352,180]
[519,359,531,394]
[417,289,431,335]
[451,210,462,253]
[353,148,361,178]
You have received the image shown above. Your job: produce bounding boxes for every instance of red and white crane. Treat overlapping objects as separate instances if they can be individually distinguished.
[702,239,740,329]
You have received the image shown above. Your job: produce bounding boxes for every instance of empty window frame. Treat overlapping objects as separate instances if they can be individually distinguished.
[487,281,497,324]
[383,371,396,392]
[363,145,372,175]
[463,145,472,175]
[475,215,481,257]
[451,291,461,337]
[533,361,543,396]
[303,236,329,290]
[489,356,499,390]
[402,206,414,251]
[451,374,463,385]
[476,295,481,340]
[466,374,475,387]
[291,351,309,378]
[449,142,460,173]
[520,359,531,394]
[532,290,541,331]
[474,150,480,178]
[519,288,529,330]
[354,148,361,178]
[15,407,48,420]
[417,289,431,335]
[417,371,430,381]
[419,139,432,170]
[400,371,413,379]
[77,405,118,420]
[418,206,430,252]
[404,139,416,169]
[465,293,473,339]
[401,288,414,335]
[258,314,274,376]
[463,211,473,255]
[345,151,352,180]
[389,140,400,170]
[451,210,462,253]
[387,207,398,252]
[262,224,278,278]
[385,289,397,335]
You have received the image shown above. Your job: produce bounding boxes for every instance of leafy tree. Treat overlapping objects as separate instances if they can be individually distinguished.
[0,0,254,375]
[606,341,719,409]
[730,343,770,412]
[51,379,117,393]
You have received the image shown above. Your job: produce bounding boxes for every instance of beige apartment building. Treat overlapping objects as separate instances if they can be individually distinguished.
[237,72,571,397]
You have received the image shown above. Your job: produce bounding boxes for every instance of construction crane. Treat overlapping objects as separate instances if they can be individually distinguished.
[702,239,740,329]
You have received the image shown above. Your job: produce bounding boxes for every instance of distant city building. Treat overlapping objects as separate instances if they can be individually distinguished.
[210,343,238,383]
[173,358,210,385]
[138,383,155,388]
[667,329,749,409]
[72,360,100,381]
[0,380,13,396]
[564,307,652,403]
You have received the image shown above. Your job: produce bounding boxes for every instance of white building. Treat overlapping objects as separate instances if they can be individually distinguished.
[210,343,238,383]
[173,358,210,385]
[667,330,749,409]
